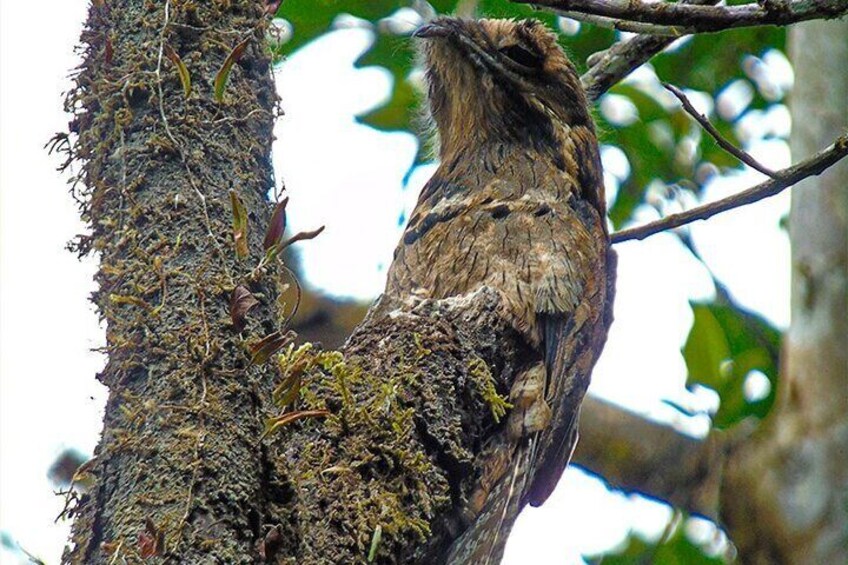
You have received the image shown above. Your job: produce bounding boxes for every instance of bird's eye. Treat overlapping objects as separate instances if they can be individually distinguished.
[499,44,543,69]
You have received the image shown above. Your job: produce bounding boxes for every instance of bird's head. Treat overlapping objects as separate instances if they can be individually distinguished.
[414,17,593,160]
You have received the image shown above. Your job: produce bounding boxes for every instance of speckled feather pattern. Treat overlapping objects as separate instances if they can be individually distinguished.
[386,148,605,346]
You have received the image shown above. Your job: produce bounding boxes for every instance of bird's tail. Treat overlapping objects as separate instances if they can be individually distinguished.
[526,312,588,507]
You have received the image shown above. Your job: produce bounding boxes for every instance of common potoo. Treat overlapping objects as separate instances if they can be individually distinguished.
[384,17,615,563]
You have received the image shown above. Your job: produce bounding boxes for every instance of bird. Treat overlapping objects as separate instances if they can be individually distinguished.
[383,17,615,563]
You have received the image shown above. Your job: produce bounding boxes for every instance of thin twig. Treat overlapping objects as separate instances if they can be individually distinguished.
[611,134,848,243]
[662,83,778,178]
[525,0,848,35]
[559,11,691,35]
[579,0,719,101]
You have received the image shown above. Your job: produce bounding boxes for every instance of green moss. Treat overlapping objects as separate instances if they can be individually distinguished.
[468,357,512,423]
[268,338,453,560]
[412,332,432,361]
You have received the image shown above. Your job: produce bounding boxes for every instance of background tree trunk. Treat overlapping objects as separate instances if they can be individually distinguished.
[720,17,848,564]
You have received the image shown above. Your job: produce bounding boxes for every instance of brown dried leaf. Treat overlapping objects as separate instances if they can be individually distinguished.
[264,0,284,16]
[263,225,325,265]
[282,225,325,248]
[229,190,249,259]
[249,331,293,366]
[256,525,283,561]
[230,285,259,331]
[214,38,250,103]
[263,197,289,250]
[138,518,164,559]
[104,36,113,66]
[261,409,329,440]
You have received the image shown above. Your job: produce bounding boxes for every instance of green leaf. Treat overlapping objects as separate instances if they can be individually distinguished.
[164,44,191,99]
[278,1,406,54]
[683,300,781,429]
[367,524,383,562]
[214,38,250,103]
[588,524,725,564]
[599,84,676,227]
[652,27,785,101]
[229,190,250,259]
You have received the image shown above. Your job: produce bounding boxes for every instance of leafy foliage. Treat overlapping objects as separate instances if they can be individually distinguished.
[603,26,787,226]
[587,524,726,565]
[683,298,781,429]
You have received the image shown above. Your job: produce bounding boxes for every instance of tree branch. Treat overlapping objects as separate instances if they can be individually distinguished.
[662,82,778,178]
[579,0,719,101]
[563,11,697,36]
[523,0,848,35]
[610,134,848,243]
[574,396,722,519]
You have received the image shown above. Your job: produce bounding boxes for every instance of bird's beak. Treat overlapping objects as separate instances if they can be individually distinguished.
[413,22,451,39]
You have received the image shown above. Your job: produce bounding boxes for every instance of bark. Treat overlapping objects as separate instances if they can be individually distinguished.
[720,17,848,564]
[62,1,280,562]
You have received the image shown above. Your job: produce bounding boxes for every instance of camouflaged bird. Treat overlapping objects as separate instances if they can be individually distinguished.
[383,17,615,563]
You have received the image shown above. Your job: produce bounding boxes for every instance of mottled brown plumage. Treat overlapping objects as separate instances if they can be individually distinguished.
[384,17,615,563]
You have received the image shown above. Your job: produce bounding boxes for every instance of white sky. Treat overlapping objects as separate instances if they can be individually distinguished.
[1,4,790,563]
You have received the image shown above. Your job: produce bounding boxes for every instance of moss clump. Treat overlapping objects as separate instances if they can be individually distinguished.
[266,334,457,562]
[467,357,512,423]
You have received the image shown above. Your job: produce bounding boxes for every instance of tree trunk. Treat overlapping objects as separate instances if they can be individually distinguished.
[63,2,280,562]
[720,17,848,564]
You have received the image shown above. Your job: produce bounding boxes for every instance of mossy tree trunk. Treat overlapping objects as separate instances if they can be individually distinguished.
[63,1,282,562]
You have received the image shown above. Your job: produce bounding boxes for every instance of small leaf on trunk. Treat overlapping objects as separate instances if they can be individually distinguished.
[229,190,249,259]
[104,36,113,66]
[272,371,302,408]
[249,330,293,366]
[282,226,325,248]
[138,518,164,559]
[264,0,284,16]
[261,409,329,439]
[261,225,324,266]
[256,525,283,561]
[165,44,191,98]
[214,38,250,103]
[230,285,259,331]
[263,197,289,250]
[368,524,383,562]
